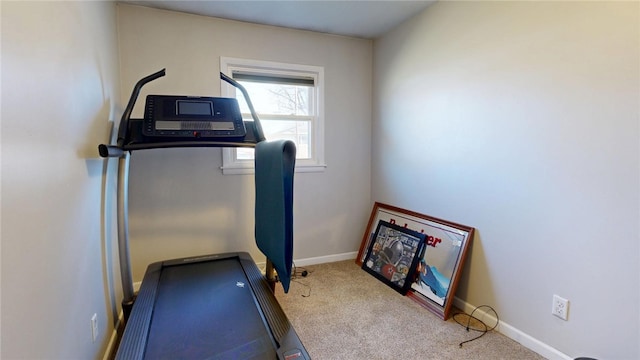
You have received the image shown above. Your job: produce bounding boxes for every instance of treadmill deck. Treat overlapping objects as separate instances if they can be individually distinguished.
[145,258,276,359]
[115,252,308,360]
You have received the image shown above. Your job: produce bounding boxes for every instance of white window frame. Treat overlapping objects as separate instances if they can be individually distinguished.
[220,57,326,175]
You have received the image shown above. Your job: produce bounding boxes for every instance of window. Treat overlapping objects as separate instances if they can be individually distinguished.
[220,57,326,174]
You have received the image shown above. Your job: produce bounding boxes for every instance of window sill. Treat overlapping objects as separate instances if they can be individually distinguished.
[221,163,327,175]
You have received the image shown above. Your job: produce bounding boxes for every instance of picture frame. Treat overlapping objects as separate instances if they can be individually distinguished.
[361,220,425,294]
[356,202,474,320]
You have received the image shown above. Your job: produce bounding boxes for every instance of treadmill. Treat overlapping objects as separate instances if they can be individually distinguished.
[99,69,309,359]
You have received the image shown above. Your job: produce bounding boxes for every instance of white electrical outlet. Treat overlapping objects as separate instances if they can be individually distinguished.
[91,313,98,342]
[552,294,569,320]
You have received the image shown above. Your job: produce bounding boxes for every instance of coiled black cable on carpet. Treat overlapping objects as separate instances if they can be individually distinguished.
[292,262,311,297]
[453,305,499,347]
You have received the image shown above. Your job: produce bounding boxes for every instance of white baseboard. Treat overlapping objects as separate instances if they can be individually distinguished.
[102,311,124,360]
[453,297,572,360]
[255,251,358,271]
[293,251,358,267]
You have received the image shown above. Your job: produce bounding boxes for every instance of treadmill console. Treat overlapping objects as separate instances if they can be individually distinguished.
[143,95,246,138]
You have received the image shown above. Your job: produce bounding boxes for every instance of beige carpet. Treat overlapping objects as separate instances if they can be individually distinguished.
[275,260,545,360]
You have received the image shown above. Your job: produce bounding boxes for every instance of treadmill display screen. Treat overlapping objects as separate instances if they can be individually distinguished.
[177,100,213,116]
[143,95,246,138]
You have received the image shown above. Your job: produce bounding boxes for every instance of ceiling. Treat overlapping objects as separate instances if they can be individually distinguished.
[120,0,436,39]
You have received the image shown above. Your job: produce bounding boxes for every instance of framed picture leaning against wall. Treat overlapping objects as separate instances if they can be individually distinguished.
[357,202,474,320]
[361,220,425,294]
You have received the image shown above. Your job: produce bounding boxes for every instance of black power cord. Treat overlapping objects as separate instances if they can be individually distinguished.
[453,305,499,347]
[292,262,310,279]
[292,262,311,297]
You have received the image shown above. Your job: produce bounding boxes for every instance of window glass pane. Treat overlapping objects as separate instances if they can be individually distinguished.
[236,147,254,160]
[264,119,310,159]
[236,81,313,116]
[237,119,311,160]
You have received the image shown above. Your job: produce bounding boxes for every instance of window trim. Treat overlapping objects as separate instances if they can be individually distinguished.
[220,57,326,175]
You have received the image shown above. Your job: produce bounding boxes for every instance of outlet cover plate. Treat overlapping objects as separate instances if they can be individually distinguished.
[552,294,569,320]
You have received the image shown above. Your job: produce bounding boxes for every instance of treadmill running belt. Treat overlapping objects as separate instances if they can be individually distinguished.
[144,258,277,359]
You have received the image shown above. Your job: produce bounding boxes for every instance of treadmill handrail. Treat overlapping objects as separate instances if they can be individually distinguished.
[220,72,266,143]
[117,69,166,148]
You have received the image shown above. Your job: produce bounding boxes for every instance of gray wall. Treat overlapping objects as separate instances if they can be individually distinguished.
[373,2,639,359]
[4,2,637,359]
[1,1,121,358]
[116,4,373,282]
